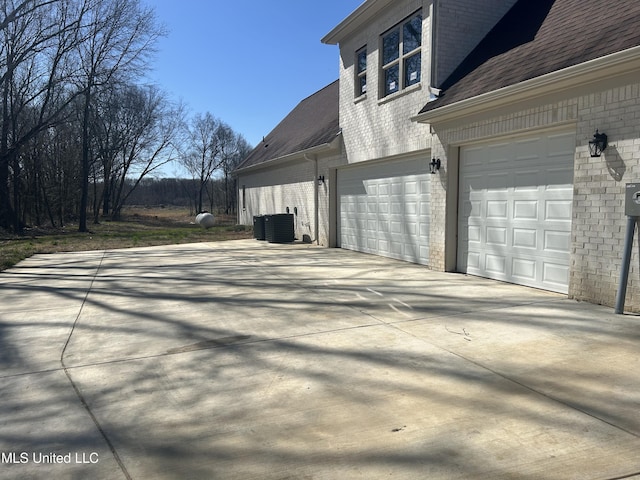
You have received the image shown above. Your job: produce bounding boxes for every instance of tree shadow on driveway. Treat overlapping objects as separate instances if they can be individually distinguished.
[1,241,639,479]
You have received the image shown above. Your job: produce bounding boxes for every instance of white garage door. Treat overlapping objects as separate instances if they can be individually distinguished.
[338,157,431,265]
[458,131,575,293]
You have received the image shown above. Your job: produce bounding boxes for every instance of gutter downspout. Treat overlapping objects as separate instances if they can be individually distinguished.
[304,153,319,245]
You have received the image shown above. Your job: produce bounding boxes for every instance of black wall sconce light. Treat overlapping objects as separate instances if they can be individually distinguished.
[588,130,608,157]
[317,175,325,185]
[430,158,441,174]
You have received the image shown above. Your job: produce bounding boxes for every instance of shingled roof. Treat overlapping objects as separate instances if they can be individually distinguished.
[235,80,340,171]
[419,0,640,115]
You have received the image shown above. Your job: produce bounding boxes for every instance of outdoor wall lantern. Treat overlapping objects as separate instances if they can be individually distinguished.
[588,130,608,157]
[430,158,441,174]
[317,175,325,185]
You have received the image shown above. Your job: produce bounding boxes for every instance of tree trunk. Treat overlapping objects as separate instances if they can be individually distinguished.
[0,52,15,231]
[79,87,91,232]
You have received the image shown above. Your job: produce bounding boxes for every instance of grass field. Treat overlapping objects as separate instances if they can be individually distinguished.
[0,206,253,272]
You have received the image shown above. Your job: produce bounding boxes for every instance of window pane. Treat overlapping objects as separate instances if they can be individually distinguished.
[359,75,367,95]
[357,49,367,74]
[382,28,399,65]
[404,52,421,87]
[403,14,422,54]
[384,64,399,96]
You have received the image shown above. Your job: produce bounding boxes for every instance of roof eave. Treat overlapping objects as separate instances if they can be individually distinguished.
[322,0,393,45]
[234,133,342,175]
[412,45,640,125]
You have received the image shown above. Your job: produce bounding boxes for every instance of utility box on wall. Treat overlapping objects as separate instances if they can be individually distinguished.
[625,183,640,216]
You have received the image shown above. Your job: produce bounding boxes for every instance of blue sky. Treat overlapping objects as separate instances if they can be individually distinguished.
[145,1,363,155]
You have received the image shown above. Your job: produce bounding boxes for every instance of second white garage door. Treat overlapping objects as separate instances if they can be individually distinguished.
[338,157,430,265]
[458,131,575,293]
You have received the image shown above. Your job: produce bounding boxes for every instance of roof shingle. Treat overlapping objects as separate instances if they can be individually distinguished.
[420,0,640,115]
[235,80,340,171]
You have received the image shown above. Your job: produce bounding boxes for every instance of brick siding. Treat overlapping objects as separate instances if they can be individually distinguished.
[338,0,431,164]
[433,0,518,87]
[238,151,345,246]
[430,80,640,311]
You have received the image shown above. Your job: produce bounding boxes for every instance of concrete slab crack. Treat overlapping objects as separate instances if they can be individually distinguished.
[59,250,132,480]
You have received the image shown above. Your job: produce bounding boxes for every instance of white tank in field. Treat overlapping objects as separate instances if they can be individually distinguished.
[195,212,215,228]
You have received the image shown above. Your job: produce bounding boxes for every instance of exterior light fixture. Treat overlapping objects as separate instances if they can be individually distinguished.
[588,130,608,157]
[430,158,441,174]
[317,175,325,185]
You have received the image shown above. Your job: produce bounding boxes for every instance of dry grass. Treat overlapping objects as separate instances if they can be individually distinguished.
[0,206,253,272]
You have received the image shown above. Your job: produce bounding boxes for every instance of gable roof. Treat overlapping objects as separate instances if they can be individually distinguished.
[418,0,640,117]
[322,0,391,45]
[235,80,340,172]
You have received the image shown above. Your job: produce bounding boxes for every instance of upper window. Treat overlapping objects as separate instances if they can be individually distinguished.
[355,47,367,97]
[381,11,422,97]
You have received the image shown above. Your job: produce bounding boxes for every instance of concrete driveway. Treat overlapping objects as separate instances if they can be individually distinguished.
[1,239,639,479]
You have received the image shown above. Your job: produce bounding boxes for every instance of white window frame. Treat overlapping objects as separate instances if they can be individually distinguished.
[355,46,367,97]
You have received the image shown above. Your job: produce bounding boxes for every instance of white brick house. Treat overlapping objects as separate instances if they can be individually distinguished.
[235,81,343,246]
[237,0,640,311]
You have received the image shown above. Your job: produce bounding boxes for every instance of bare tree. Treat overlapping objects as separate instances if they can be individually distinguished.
[0,1,250,231]
[218,126,250,214]
[0,0,89,231]
[106,83,184,219]
[75,0,164,231]
[181,112,223,214]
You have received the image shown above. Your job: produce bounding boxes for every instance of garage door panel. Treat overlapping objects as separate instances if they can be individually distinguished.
[463,200,481,217]
[405,181,418,194]
[544,230,570,252]
[486,173,510,190]
[548,132,576,155]
[514,137,541,159]
[390,220,403,234]
[404,222,417,236]
[514,171,541,190]
[463,174,484,192]
[465,252,479,270]
[459,131,575,294]
[487,200,508,218]
[512,258,536,281]
[543,262,570,287]
[513,228,537,249]
[486,226,507,245]
[546,167,573,185]
[390,242,403,256]
[464,147,486,165]
[338,157,430,265]
[487,143,511,162]
[485,254,507,275]
[513,200,538,220]
[467,225,481,243]
[545,200,572,220]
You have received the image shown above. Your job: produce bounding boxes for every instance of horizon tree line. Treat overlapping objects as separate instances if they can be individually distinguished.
[0,0,251,233]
